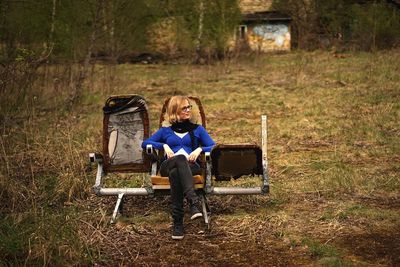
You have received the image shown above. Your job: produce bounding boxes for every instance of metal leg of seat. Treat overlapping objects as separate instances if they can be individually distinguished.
[111,192,125,224]
[200,194,211,228]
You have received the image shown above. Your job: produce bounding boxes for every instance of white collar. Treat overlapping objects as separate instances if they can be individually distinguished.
[174,132,188,139]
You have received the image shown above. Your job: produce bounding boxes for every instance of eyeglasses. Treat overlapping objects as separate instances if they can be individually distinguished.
[181,105,192,112]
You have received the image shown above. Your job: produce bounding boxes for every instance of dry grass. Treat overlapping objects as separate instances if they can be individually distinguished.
[1,50,399,266]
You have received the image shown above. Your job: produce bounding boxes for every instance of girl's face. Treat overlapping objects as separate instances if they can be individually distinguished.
[177,99,192,121]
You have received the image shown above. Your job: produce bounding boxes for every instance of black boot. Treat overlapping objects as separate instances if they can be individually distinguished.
[189,199,203,220]
[172,219,184,240]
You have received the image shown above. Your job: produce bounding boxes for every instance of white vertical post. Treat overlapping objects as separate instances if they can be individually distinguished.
[262,115,267,160]
[261,115,269,193]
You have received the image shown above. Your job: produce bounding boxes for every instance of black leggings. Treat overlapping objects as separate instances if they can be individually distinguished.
[160,155,201,221]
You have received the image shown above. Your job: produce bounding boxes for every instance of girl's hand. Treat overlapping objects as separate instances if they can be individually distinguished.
[188,147,202,162]
[163,144,174,158]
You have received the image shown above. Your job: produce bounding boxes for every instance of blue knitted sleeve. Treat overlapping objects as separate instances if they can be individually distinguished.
[141,127,166,150]
[196,126,215,152]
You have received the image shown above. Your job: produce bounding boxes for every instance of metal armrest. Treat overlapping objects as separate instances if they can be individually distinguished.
[146,145,162,176]
[89,152,103,163]
[196,151,211,168]
[145,144,153,155]
[205,151,211,162]
[146,144,164,161]
[146,144,165,154]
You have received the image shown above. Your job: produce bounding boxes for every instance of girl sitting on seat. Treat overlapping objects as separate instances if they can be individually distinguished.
[142,95,215,240]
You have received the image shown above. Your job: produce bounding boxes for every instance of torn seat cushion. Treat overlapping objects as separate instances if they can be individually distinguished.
[211,144,263,181]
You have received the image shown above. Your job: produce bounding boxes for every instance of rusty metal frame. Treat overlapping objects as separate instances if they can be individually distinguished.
[207,115,269,195]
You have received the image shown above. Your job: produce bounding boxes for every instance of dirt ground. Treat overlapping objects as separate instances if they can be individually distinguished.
[82,193,400,266]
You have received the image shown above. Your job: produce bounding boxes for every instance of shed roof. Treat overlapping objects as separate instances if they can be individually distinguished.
[243,11,291,22]
[240,0,273,14]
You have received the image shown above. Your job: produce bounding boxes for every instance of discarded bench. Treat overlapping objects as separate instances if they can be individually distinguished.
[89,94,269,227]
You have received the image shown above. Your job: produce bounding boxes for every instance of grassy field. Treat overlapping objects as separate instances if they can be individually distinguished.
[1,50,399,266]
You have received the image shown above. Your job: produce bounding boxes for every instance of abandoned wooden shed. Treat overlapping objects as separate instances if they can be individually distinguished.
[145,0,292,57]
[235,11,292,52]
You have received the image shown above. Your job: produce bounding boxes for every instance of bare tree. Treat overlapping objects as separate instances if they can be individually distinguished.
[195,0,205,63]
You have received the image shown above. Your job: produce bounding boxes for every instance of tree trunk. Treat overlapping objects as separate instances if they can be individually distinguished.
[195,0,204,63]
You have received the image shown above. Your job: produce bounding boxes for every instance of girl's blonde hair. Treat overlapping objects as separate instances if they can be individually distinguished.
[163,95,198,126]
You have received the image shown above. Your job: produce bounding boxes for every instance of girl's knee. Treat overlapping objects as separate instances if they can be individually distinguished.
[174,154,187,162]
[169,168,178,179]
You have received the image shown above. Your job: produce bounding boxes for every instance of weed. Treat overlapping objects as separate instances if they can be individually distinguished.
[302,237,340,258]
[0,212,95,266]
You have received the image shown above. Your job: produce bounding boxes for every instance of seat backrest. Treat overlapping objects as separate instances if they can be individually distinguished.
[211,144,263,181]
[102,95,150,172]
[158,96,206,128]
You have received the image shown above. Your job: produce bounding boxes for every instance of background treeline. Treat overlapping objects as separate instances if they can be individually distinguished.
[0,0,241,64]
[0,0,241,115]
[1,0,399,118]
[2,0,399,66]
[273,0,400,51]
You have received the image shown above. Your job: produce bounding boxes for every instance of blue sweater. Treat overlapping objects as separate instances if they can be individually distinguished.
[142,125,215,154]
